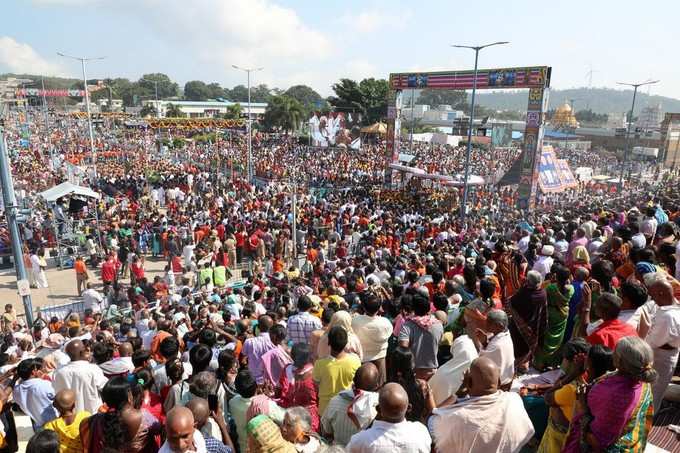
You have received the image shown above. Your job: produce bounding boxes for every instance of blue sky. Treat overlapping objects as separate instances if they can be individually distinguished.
[2,0,679,99]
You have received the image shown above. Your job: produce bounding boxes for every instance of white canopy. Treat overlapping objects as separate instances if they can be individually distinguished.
[418,173,454,181]
[39,182,101,202]
[389,163,426,174]
[445,174,486,186]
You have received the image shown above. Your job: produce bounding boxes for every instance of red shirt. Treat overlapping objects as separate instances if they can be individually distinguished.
[131,262,145,280]
[586,319,638,350]
[101,260,116,283]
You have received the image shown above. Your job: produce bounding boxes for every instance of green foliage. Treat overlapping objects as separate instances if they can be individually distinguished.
[138,73,179,99]
[139,104,157,118]
[225,84,272,103]
[223,103,242,119]
[408,119,436,134]
[575,109,608,125]
[328,78,389,125]
[263,95,305,132]
[191,132,218,144]
[172,137,186,148]
[285,85,326,115]
[165,103,185,118]
[184,80,212,101]
[417,89,467,109]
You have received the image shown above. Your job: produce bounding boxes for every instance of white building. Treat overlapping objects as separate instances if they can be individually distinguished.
[97,98,123,111]
[142,100,267,118]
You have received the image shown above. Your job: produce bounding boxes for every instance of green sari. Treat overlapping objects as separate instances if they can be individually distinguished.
[534,283,574,369]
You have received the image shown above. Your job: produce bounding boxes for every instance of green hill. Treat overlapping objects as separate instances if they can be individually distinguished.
[475,87,680,115]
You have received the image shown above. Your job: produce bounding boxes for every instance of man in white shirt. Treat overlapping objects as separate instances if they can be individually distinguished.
[81,282,104,313]
[352,295,393,383]
[53,339,108,413]
[646,280,680,412]
[347,383,431,453]
[479,310,515,390]
[532,245,554,279]
[430,357,534,453]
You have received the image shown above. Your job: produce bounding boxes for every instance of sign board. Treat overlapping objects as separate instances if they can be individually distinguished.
[17,279,30,297]
[389,67,551,91]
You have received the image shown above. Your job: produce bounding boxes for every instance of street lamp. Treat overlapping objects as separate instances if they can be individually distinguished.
[451,41,508,221]
[232,65,264,184]
[616,79,659,190]
[57,52,106,179]
[141,78,161,118]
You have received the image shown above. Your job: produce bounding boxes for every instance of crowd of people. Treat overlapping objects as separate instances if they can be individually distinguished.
[0,107,678,453]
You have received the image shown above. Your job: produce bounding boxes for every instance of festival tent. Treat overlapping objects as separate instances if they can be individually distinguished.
[39,182,100,202]
[388,163,426,174]
[444,174,485,186]
[360,122,387,135]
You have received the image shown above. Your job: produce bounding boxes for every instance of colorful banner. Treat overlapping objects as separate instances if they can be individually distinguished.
[556,159,578,189]
[16,88,86,97]
[389,66,551,91]
[537,148,578,193]
[517,86,550,209]
[538,148,562,193]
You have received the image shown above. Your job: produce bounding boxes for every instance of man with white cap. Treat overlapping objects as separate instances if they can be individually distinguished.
[532,245,554,279]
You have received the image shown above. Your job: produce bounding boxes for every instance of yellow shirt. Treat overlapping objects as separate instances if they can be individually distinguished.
[553,383,577,421]
[43,411,90,453]
[313,354,361,415]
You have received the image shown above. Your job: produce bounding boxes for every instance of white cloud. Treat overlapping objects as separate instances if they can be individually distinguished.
[342,9,412,34]
[0,36,65,75]
[137,0,331,68]
[30,0,100,5]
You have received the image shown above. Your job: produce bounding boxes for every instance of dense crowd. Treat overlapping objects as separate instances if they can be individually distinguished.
[0,108,678,453]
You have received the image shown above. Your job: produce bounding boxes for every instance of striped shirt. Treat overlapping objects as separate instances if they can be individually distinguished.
[321,391,375,446]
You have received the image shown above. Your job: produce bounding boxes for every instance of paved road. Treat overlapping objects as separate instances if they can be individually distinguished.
[0,256,169,320]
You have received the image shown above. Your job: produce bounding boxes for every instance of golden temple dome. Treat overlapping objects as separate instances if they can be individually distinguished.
[551,103,578,128]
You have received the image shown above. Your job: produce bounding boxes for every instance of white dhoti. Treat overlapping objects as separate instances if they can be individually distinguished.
[652,347,679,413]
[33,268,49,288]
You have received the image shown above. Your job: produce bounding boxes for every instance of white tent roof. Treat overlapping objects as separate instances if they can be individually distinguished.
[389,163,426,174]
[445,174,486,186]
[39,182,100,202]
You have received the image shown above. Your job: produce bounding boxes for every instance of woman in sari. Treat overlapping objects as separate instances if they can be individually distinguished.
[537,338,590,453]
[508,270,548,371]
[316,311,363,360]
[81,376,161,453]
[570,246,591,275]
[562,336,656,453]
[534,265,574,370]
[277,343,319,432]
[247,414,297,453]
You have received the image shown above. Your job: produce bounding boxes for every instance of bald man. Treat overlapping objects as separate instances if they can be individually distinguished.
[161,407,207,453]
[242,314,276,384]
[186,398,234,453]
[347,382,431,453]
[53,339,107,413]
[99,342,135,377]
[430,357,534,453]
[322,363,380,446]
[647,279,680,412]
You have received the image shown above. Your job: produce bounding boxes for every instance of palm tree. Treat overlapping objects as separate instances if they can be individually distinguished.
[139,104,157,118]
[224,103,242,119]
[263,95,304,133]
[165,103,185,118]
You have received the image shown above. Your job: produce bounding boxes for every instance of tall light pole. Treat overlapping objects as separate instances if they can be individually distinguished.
[0,105,34,326]
[617,80,659,190]
[141,78,161,118]
[232,65,263,184]
[57,52,106,179]
[452,41,508,221]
